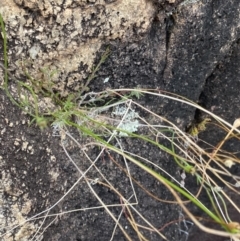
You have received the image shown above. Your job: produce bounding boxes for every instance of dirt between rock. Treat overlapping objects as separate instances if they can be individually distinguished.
[0,87,184,241]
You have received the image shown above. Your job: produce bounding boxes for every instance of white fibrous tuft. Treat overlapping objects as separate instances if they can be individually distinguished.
[112,105,140,137]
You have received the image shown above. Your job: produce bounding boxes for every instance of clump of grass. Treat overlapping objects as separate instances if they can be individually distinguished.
[1,13,240,241]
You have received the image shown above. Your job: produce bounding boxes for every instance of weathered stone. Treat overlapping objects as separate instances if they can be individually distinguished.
[1,0,155,95]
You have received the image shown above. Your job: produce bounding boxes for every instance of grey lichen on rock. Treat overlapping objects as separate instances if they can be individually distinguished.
[1,0,155,95]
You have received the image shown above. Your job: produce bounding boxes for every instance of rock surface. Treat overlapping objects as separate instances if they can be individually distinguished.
[1,0,240,240]
[1,0,155,95]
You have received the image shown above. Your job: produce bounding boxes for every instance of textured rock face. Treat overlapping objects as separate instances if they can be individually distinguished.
[1,0,240,240]
[1,0,155,95]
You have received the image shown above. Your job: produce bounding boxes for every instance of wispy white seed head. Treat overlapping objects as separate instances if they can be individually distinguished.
[224,159,235,168]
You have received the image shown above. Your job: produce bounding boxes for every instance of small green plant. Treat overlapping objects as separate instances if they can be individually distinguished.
[1,12,240,241]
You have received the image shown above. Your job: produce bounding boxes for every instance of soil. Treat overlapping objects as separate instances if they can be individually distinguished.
[0,88,184,241]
